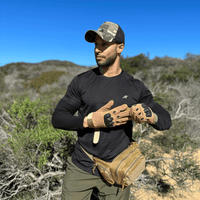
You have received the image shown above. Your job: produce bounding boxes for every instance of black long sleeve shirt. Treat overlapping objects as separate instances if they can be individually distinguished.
[52,67,171,176]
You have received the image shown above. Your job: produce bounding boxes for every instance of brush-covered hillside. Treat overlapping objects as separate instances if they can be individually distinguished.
[0,60,91,94]
[0,54,200,200]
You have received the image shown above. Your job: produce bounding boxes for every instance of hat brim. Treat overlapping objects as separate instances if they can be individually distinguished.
[85,30,105,43]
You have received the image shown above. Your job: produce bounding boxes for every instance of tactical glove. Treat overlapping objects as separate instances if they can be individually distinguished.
[87,100,130,129]
[129,103,158,124]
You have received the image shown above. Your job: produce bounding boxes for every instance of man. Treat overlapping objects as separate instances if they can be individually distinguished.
[52,21,171,200]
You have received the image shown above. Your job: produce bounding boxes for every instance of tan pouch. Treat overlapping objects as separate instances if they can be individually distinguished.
[93,142,145,190]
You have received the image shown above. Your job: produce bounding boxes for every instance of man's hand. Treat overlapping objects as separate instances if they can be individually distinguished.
[129,103,158,124]
[85,100,130,129]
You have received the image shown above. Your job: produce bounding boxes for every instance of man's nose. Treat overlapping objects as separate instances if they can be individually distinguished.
[95,46,102,53]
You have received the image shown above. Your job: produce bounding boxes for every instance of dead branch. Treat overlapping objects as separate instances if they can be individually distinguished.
[172,99,200,122]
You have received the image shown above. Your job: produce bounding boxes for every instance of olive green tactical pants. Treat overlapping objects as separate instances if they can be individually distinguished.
[61,157,131,200]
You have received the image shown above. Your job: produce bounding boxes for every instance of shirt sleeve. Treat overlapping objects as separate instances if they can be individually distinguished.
[150,102,172,130]
[138,81,172,131]
[51,76,85,131]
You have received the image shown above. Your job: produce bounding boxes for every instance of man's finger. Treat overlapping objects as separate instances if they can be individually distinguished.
[100,100,114,111]
[116,117,130,123]
[111,104,128,114]
[116,109,130,118]
[115,120,129,126]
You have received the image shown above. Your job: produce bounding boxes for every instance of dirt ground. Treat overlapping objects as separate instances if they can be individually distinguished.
[132,149,200,200]
[133,181,200,200]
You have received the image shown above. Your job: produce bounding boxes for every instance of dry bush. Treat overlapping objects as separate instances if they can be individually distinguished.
[0,97,77,200]
[129,77,200,199]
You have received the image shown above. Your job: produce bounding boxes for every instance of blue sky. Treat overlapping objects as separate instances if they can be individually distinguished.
[0,0,200,67]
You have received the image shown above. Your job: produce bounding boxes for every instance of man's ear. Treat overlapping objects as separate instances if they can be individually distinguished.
[117,43,124,54]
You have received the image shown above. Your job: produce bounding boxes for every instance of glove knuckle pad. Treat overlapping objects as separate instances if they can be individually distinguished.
[104,114,114,127]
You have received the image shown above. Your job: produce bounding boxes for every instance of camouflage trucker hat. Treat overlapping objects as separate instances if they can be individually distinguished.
[85,21,125,44]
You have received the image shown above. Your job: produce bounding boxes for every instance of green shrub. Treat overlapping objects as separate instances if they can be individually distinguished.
[159,65,193,83]
[29,70,66,91]
[153,89,179,112]
[5,97,76,169]
[159,73,177,83]
[121,54,148,74]
[0,96,76,199]
[193,60,200,80]
[150,56,166,67]
[174,65,192,82]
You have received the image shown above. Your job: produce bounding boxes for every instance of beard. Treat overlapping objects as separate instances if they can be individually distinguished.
[96,51,117,68]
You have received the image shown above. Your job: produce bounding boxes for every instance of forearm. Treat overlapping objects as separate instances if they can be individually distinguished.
[52,99,84,131]
[52,110,84,131]
[150,103,172,130]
